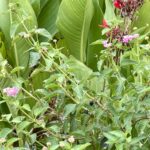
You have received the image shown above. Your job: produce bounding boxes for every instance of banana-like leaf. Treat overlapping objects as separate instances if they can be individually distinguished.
[0,0,10,46]
[87,0,105,70]
[9,0,37,77]
[30,0,41,16]
[38,0,60,37]
[40,0,48,10]
[57,0,94,62]
[133,1,150,34]
[0,33,6,58]
[104,0,116,21]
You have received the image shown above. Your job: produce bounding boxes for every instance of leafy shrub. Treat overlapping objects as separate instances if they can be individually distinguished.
[0,0,150,150]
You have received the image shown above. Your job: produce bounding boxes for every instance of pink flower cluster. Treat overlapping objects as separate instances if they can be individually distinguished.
[3,87,20,97]
[122,34,139,43]
[102,40,112,48]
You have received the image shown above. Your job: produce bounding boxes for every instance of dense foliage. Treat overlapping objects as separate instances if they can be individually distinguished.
[0,0,150,149]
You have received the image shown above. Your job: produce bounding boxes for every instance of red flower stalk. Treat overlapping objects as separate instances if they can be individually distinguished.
[99,19,110,28]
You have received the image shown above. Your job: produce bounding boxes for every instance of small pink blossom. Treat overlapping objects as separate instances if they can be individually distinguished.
[122,34,139,43]
[3,87,20,97]
[102,40,112,48]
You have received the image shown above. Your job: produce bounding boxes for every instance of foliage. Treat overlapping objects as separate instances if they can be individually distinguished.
[0,0,150,149]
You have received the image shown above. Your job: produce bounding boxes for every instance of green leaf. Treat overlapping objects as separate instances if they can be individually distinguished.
[30,0,41,16]
[0,34,6,58]
[133,1,150,34]
[64,104,76,118]
[87,0,105,70]
[38,0,60,37]
[10,66,25,74]
[104,0,116,21]
[30,133,37,144]
[6,138,20,146]
[12,116,25,123]
[22,104,31,112]
[129,136,146,145]
[17,121,31,132]
[57,0,94,62]
[0,0,10,45]
[66,56,93,82]
[35,28,52,40]
[90,39,103,45]
[29,52,41,68]
[72,143,91,150]
[0,128,12,138]
[9,0,37,77]
[33,104,49,117]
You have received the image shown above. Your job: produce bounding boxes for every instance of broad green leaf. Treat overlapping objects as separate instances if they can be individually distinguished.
[133,1,150,34]
[104,0,116,21]
[0,0,10,45]
[30,0,41,16]
[9,0,37,77]
[57,0,94,62]
[0,37,6,58]
[38,0,60,37]
[40,0,48,10]
[87,0,105,70]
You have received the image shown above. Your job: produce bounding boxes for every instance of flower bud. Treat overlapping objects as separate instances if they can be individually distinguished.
[68,136,75,143]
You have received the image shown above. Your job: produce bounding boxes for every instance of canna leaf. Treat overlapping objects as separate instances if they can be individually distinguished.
[57,0,94,62]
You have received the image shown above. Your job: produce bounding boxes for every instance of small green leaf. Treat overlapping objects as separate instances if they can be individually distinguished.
[6,138,20,146]
[0,128,12,138]
[72,143,91,150]
[33,105,48,117]
[10,66,25,74]
[64,104,76,118]
[17,121,31,132]
[35,28,52,39]
[12,116,25,123]
[22,104,31,112]
[30,133,37,144]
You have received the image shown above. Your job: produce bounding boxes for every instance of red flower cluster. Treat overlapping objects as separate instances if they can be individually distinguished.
[113,0,124,9]
[98,19,109,28]
[113,0,144,19]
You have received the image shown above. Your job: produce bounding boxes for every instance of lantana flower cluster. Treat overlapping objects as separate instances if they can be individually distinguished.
[100,19,139,48]
[113,0,144,19]
[99,0,143,49]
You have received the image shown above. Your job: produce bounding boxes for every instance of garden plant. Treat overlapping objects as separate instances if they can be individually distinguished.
[0,0,150,149]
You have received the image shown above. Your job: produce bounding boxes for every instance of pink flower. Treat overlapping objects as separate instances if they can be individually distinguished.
[122,34,139,43]
[102,40,112,48]
[3,87,20,97]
